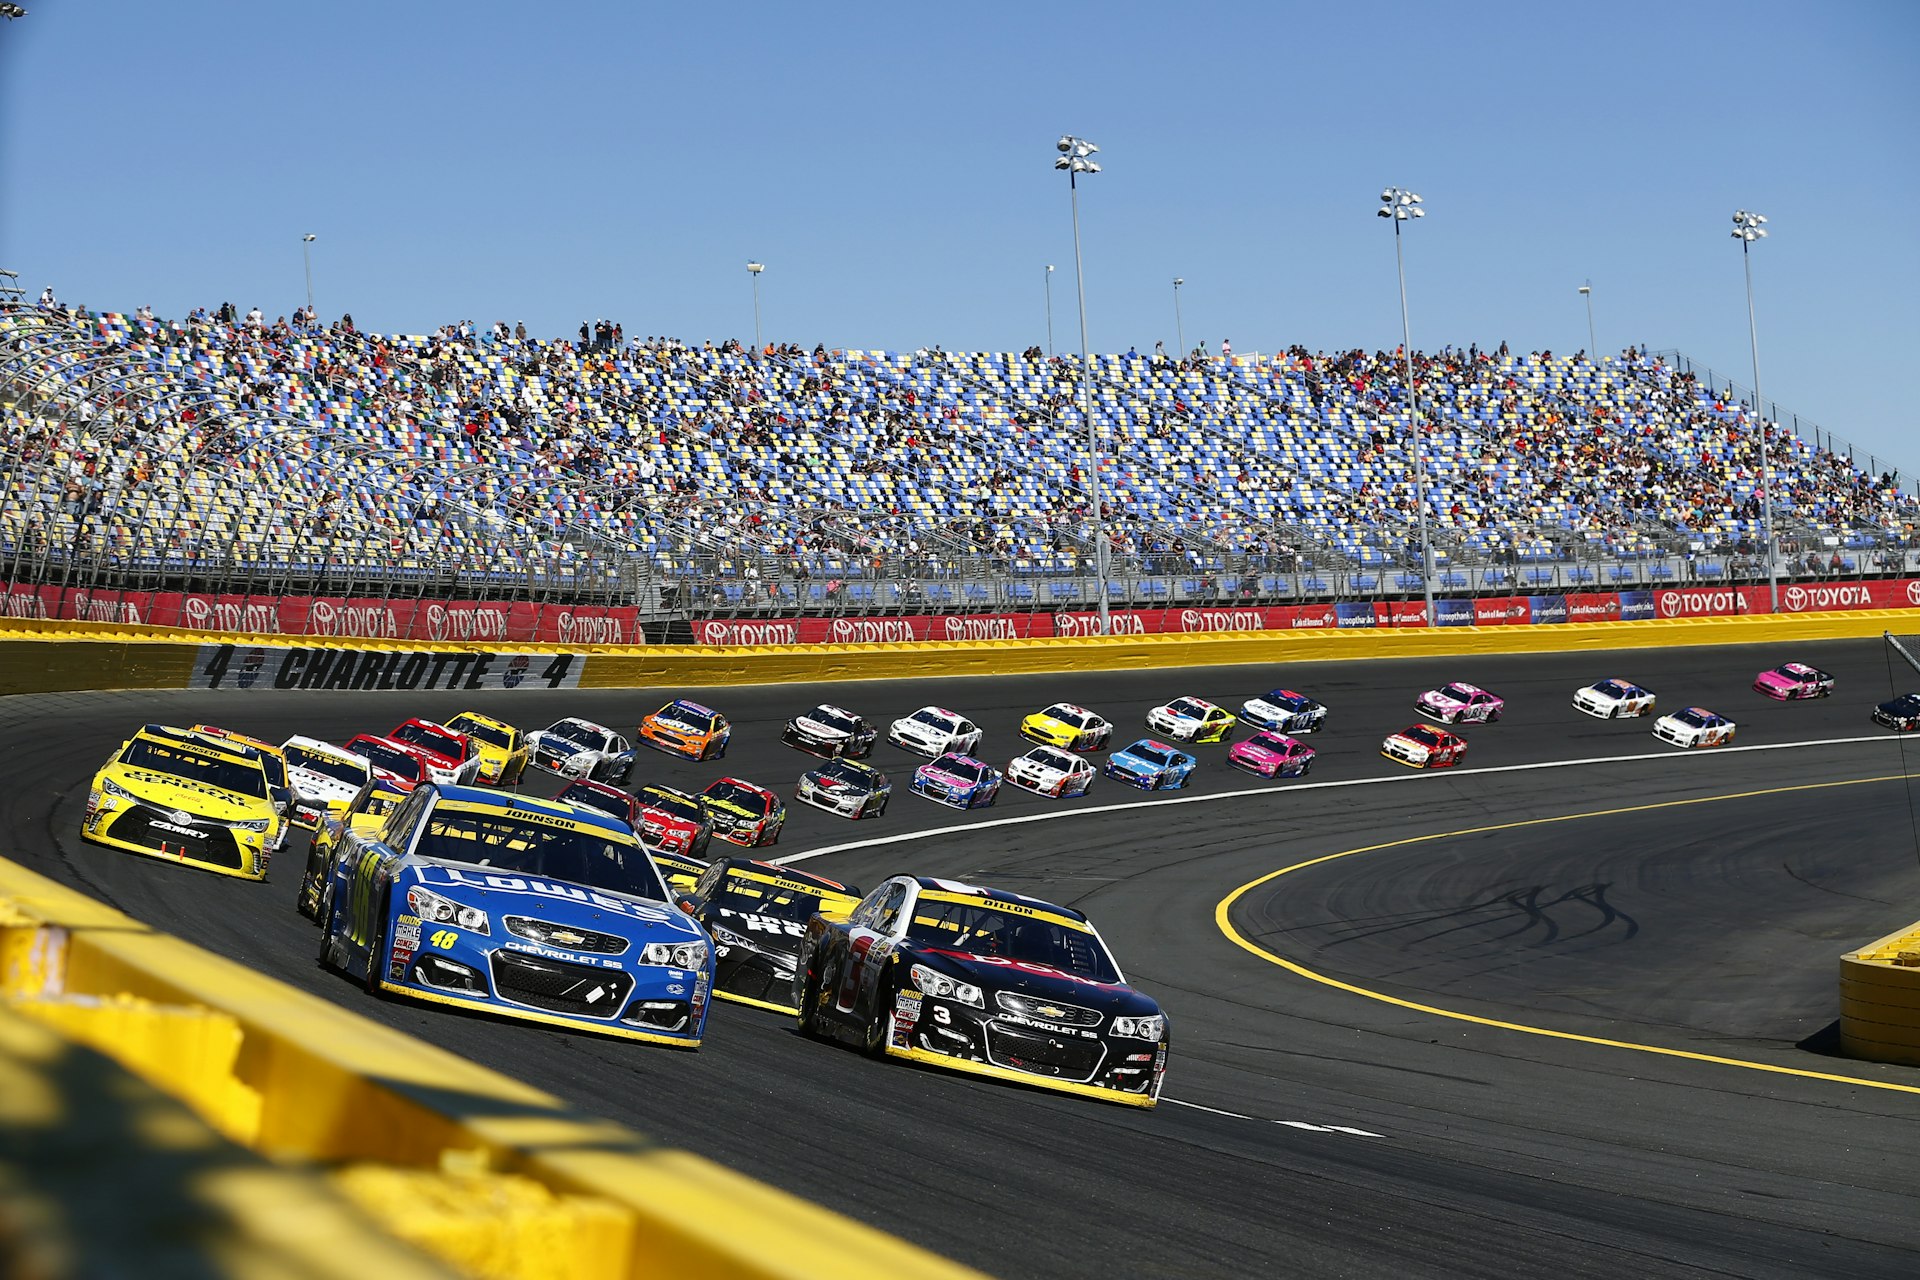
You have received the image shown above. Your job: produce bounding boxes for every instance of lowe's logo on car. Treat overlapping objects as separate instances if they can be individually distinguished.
[1177,609,1269,633]
[433,867,671,922]
[194,644,582,691]
[829,617,919,643]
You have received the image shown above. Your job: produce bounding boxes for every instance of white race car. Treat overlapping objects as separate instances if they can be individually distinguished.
[1240,688,1328,734]
[279,736,372,829]
[887,706,983,759]
[1652,707,1736,749]
[1573,678,1657,719]
[1006,745,1095,798]
[1145,696,1237,744]
[525,718,636,782]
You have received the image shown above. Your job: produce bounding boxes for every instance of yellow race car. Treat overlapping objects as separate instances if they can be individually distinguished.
[83,724,283,880]
[445,710,529,785]
[297,776,411,920]
[1019,702,1114,751]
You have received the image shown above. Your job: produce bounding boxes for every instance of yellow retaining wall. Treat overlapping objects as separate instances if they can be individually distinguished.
[1839,921,1920,1068]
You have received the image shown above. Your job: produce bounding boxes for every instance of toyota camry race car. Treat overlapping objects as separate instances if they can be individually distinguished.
[189,725,296,822]
[1653,707,1736,748]
[795,875,1168,1107]
[796,757,893,819]
[686,859,862,1014]
[1872,693,1920,732]
[1416,682,1504,725]
[84,724,284,880]
[1145,697,1236,744]
[911,753,1003,809]
[1381,724,1466,769]
[638,700,732,761]
[1104,740,1197,790]
[699,777,788,847]
[298,777,410,920]
[634,784,714,861]
[1227,731,1315,779]
[1573,679,1657,719]
[888,706,983,759]
[526,719,636,783]
[1007,746,1095,799]
[387,719,484,786]
[1753,662,1835,700]
[280,736,373,828]
[316,784,712,1046]
[445,711,529,785]
[782,704,878,759]
[1239,689,1328,734]
[1019,703,1113,752]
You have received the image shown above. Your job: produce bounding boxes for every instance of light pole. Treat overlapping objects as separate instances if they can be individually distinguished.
[1577,281,1596,359]
[1378,187,1432,623]
[1733,209,1778,611]
[1056,134,1110,635]
[1045,264,1055,356]
[1172,277,1186,361]
[301,234,316,318]
[746,261,764,350]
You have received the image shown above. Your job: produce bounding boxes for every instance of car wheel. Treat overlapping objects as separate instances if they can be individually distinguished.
[1301,758,1313,775]
[877,794,890,817]
[362,890,390,995]
[860,980,892,1056]
[315,881,339,966]
[1488,709,1502,723]
[796,957,824,1037]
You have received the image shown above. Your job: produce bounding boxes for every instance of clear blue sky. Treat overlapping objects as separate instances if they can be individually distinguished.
[3,2,1916,468]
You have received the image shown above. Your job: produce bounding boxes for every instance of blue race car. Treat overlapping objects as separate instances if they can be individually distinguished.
[1103,739,1197,791]
[1239,688,1328,733]
[910,752,1003,809]
[315,782,713,1048]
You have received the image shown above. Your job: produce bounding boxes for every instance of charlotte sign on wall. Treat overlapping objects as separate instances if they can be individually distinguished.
[193,644,585,691]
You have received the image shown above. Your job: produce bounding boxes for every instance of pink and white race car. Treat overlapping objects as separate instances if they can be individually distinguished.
[1415,681,1504,725]
[1753,662,1834,700]
[1226,731,1315,779]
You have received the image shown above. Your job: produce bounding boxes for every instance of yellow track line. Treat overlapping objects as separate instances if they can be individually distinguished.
[1215,774,1920,1097]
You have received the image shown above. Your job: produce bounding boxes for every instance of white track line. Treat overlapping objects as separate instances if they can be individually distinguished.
[1164,1097,1385,1137]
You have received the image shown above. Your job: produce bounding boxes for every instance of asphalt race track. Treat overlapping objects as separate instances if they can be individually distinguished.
[9,637,1920,1278]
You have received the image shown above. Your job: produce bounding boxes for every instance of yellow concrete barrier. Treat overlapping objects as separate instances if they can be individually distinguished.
[1840,920,1920,1067]
[0,857,986,1280]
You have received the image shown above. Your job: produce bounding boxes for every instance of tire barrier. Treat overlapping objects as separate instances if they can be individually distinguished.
[1840,920,1920,1068]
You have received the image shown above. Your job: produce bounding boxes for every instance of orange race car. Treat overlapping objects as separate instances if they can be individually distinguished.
[637,699,732,761]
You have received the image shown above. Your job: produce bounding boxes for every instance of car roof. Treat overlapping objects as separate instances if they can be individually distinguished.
[559,778,630,800]
[450,710,515,730]
[548,717,614,734]
[135,723,263,764]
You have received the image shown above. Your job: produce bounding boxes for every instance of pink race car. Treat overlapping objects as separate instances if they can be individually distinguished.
[1415,681,1504,725]
[1226,731,1316,779]
[1753,662,1834,700]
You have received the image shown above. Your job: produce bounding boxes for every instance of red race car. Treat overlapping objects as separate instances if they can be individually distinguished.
[341,734,438,791]
[556,778,643,828]
[387,719,484,785]
[635,783,715,861]
[1380,724,1467,769]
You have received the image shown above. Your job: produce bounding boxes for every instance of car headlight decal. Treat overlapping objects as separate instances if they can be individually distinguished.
[641,939,709,969]
[1112,1014,1165,1041]
[406,885,490,936]
[910,963,984,1008]
[100,778,137,801]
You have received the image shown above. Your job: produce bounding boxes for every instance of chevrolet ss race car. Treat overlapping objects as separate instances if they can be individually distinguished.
[1653,707,1736,748]
[1415,682,1504,725]
[795,875,1169,1107]
[1103,740,1196,790]
[280,736,373,828]
[1872,693,1920,732]
[1381,724,1466,769]
[1146,697,1236,744]
[699,777,788,847]
[298,777,410,920]
[445,711,529,785]
[1006,746,1095,799]
[1753,662,1835,700]
[685,858,861,1013]
[911,753,1003,809]
[343,734,435,791]
[84,724,284,880]
[638,700,732,761]
[388,719,484,785]
[316,783,712,1046]
[557,779,644,828]
[1019,703,1113,752]
[634,784,714,860]
[1239,688,1328,734]
[796,757,893,819]
[1572,679,1657,719]
[888,706,983,759]
[782,704,878,759]
[1227,731,1315,779]
[526,719,636,783]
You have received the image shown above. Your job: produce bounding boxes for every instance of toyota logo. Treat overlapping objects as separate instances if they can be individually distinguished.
[1659,591,1680,615]
[1783,586,1807,612]
[1907,580,1920,607]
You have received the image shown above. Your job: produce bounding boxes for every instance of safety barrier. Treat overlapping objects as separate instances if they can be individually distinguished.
[1839,920,1920,1068]
[0,857,986,1280]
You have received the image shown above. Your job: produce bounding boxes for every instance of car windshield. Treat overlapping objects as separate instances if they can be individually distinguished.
[122,739,270,798]
[711,870,849,923]
[1168,698,1208,718]
[817,759,878,787]
[909,709,953,730]
[705,780,771,814]
[1265,690,1306,709]
[449,716,514,749]
[905,897,1121,982]
[931,756,985,782]
[354,741,426,782]
[1772,665,1807,680]
[1044,705,1090,727]
[806,706,860,733]
[548,720,605,748]
[1249,732,1291,752]
[417,804,665,900]
[662,704,716,731]
[1405,727,1444,747]
[1676,710,1716,727]
[1126,744,1172,767]
[639,788,706,823]
[1593,680,1634,698]
[1439,684,1475,702]
[1025,748,1074,771]
[558,784,631,821]
[393,723,463,759]
[285,745,368,785]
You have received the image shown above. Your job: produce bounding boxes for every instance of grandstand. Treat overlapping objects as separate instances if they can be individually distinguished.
[2,298,1914,621]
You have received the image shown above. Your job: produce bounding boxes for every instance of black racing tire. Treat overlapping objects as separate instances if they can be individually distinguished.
[860,976,892,1056]
[796,955,824,1037]
[363,889,390,995]
[315,880,339,967]
[1301,757,1313,776]
[1488,708,1502,723]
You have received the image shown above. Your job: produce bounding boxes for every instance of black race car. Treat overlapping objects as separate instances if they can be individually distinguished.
[681,858,861,1013]
[1873,693,1920,732]
[794,875,1168,1107]
[781,703,879,759]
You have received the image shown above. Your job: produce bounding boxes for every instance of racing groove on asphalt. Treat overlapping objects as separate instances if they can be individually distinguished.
[8,638,1920,1278]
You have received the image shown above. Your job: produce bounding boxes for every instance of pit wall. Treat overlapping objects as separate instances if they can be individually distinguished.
[1840,921,1920,1068]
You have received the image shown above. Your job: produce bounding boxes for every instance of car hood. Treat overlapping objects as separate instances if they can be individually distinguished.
[289,768,362,797]
[893,721,947,740]
[918,947,1156,1013]
[792,718,850,738]
[1419,691,1467,707]
[406,863,698,940]
[804,771,873,793]
[1753,673,1797,689]
[105,766,267,821]
[535,735,587,755]
[1231,742,1286,762]
[707,905,806,961]
[917,766,981,787]
[1110,751,1170,770]
[649,718,704,735]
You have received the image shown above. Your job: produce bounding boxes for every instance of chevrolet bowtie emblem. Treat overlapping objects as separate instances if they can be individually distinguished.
[1038,1005,1067,1019]
[551,930,587,946]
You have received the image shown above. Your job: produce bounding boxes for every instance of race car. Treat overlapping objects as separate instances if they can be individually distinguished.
[794,875,1168,1107]
[911,753,1003,809]
[1239,688,1328,734]
[686,858,862,1014]
[1381,724,1467,769]
[557,778,644,828]
[387,719,484,786]
[444,711,529,785]
[1145,697,1236,744]
[525,718,636,783]
[315,783,712,1047]
[342,734,436,791]
[1872,693,1920,732]
[83,724,283,880]
[651,847,711,896]
[887,706,983,759]
[1415,682,1504,725]
[698,777,788,847]
[795,757,893,819]
[1006,746,1095,799]
[1753,662,1835,700]
[296,777,410,920]
[189,725,296,821]
[1226,731,1315,779]
[1018,703,1113,752]
[1572,679,1657,719]
[1103,740,1197,791]
[279,736,373,828]
[634,784,715,861]
[637,700,732,761]
[782,704,878,759]
[1653,707,1736,749]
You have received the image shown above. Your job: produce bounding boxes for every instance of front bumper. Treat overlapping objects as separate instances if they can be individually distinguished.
[795,782,874,818]
[911,776,984,808]
[884,989,1162,1107]
[1102,763,1160,790]
[712,943,802,1013]
[82,800,269,880]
